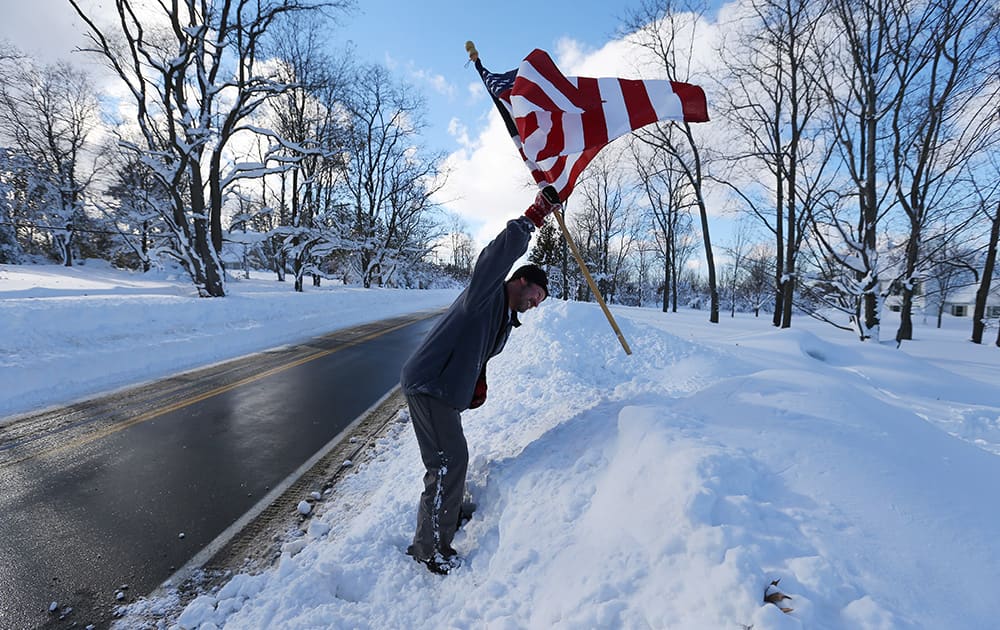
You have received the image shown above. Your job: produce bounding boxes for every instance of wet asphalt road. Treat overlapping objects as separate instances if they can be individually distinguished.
[0,311,438,629]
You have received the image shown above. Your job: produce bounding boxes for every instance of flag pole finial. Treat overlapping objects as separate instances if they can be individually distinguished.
[465,41,478,63]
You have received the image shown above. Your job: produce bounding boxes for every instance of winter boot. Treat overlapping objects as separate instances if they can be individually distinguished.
[406,544,462,575]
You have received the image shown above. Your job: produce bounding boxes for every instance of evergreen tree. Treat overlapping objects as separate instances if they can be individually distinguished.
[529,221,561,268]
[528,221,568,299]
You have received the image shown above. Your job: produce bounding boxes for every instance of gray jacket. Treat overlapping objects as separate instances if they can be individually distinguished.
[400,216,535,410]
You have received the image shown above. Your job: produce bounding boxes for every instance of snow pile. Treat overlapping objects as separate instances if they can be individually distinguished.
[156,300,1000,630]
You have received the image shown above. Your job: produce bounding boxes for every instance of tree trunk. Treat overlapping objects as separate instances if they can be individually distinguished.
[141,221,150,273]
[780,278,794,328]
[972,203,999,343]
[62,233,74,267]
[291,169,304,293]
[896,223,921,342]
[781,186,796,328]
[194,217,225,297]
[696,196,719,323]
[730,271,737,318]
[898,290,913,344]
[190,172,225,297]
[862,103,880,339]
[662,258,670,313]
[863,291,879,339]
[671,253,679,313]
[773,165,785,328]
[209,153,225,254]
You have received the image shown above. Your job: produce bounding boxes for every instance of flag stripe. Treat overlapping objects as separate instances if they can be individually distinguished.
[578,77,609,151]
[564,146,602,199]
[515,63,580,114]
[596,77,630,142]
[619,78,658,132]
[510,82,562,163]
[645,80,685,123]
[474,48,708,202]
[519,50,586,112]
[671,81,709,123]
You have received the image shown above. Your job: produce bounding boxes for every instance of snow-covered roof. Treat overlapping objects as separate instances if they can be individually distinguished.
[943,282,1000,306]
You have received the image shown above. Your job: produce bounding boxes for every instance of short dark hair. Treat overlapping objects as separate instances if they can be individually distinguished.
[509,264,548,298]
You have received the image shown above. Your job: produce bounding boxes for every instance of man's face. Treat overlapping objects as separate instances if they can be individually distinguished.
[513,279,547,313]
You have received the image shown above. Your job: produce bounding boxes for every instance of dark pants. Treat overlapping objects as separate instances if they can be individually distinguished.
[405,392,468,559]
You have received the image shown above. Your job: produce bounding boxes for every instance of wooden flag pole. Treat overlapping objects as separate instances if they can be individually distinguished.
[465,40,630,355]
[551,205,632,356]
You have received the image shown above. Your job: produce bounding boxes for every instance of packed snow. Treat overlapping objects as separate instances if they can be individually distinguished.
[3,262,1000,629]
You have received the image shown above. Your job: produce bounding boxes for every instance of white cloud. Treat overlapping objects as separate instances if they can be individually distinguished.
[447,118,472,148]
[434,112,539,248]
[466,81,486,102]
[410,67,456,98]
[381,53,459,100]
[2,0,92,63]
[382,52,400,70]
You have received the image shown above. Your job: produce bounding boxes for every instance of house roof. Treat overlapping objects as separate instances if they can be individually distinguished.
[944,281,1000,305]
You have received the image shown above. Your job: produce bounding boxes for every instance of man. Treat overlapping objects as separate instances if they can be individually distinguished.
[399,186,561,575]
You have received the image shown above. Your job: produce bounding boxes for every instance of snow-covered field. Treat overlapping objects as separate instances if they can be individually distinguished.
[3,262,1000,629]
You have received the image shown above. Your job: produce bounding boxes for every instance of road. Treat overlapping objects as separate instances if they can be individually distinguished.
[0,311,438,629]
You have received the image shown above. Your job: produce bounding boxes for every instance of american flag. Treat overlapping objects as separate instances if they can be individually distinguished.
[474,48,709,201]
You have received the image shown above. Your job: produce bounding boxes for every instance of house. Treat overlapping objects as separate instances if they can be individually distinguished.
[941,283,1000,318]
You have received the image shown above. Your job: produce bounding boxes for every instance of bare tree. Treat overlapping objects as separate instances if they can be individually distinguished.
[811,0,914,340]
[921,230,980,328]
[971,168,1000,343]
[627,0,720,322]
[265,14,349,291]
[715,0,830,328]
[574,149,638,304]
[0,59,100,266]
[69,0,347,296]
[633,239,660,307]
[634,141,698,313]
[889,0,1000,342]
[723,218,757,317]
[0,45,25,262]
[972,200,1000,344]
[444,212,475,277]
[102,142,172,272]
[743,243,776,317]
[341,63,445,287]
[0,148,46,262]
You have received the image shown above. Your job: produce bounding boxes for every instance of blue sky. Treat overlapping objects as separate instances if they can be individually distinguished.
[342,0,628,157]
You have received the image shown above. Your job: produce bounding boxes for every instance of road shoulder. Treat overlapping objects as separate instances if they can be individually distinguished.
[123,387,408,627]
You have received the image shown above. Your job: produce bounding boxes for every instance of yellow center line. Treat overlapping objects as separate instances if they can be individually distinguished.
[2,315,429,469]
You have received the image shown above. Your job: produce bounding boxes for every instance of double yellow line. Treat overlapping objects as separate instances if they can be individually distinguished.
[2,315,430,469]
